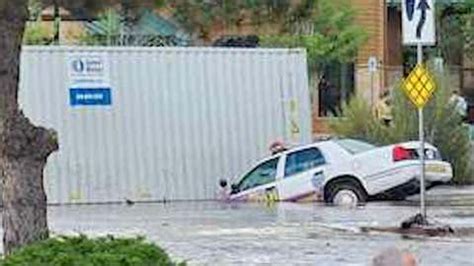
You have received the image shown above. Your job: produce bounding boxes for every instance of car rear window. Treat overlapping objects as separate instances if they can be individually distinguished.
[335,139,376,154]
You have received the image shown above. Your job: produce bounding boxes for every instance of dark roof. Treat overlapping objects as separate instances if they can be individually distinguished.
[40,5,96,21]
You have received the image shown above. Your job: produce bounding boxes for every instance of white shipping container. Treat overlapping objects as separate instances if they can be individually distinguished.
[19,46,311,204]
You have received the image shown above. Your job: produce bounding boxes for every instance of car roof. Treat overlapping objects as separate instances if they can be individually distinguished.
[279,139,339,154]
[231,139,349,184]
[261,137,374,164]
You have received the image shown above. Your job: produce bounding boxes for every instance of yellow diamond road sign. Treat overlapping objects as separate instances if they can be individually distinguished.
[402,64,436,108]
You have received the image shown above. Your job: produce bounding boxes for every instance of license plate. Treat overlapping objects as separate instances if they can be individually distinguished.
[426,165,446,173]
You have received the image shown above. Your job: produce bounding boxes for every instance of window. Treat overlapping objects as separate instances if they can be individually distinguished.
[235,158,279,193]
[284,148,326,177]
[334,139,376,154]
[318,63,355,117]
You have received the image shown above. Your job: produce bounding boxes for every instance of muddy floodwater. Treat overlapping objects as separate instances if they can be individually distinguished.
[2,186,474,265]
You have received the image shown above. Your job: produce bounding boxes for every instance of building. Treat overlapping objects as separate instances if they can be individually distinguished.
[30,1,473,135]
[314,0,473,134]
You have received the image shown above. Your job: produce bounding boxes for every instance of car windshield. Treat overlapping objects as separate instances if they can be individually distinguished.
[335,139,377,154]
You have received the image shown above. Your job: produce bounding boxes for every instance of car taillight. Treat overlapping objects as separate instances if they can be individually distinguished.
[393,146,414,161]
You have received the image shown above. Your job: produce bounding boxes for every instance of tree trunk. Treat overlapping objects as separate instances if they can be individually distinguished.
[0,0,58,255]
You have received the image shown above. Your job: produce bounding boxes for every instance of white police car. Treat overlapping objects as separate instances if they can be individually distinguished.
[220,139,453,204]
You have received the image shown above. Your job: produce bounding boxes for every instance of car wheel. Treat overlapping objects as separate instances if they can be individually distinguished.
[325,180,367,206]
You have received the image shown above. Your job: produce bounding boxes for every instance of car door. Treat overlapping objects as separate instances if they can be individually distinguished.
[229,157,280,202]
[277,147,327,202]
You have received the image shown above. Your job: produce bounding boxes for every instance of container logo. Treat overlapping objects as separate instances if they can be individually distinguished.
[70,57,104,76]
[67,54,112,105]
[72,59,85,73]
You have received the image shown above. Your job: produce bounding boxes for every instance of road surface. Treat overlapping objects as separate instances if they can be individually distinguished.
[1,186,473,265]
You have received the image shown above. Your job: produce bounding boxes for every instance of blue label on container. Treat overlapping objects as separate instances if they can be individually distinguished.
[70,88,112,106]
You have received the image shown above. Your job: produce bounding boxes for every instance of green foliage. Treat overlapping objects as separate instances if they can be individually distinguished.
[79,9,122,46]
[28,0,43,20]
[463,0,474,59]
[23,23,52,45]
[434,1,474,63]
[328,98,383,142]
[24,0,51,45]
[0,235,185,266]
[79,9,175,47]
[259,0,366,83]
[165,0,308,38]
[330,71,473,184]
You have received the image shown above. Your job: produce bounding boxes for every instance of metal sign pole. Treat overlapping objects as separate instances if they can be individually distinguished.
[417,43,427,220]
[371,72,374,107]
[368,56,377,107]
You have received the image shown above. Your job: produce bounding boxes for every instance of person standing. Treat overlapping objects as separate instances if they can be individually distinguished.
[319,78,330,116]
[449,90,468,121]
[374,91,393,126]
[319,78,338,117]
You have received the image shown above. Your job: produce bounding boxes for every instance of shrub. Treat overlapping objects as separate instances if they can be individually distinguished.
[0,235,185,266]
[23,23,52,45]
[330,70,473,184]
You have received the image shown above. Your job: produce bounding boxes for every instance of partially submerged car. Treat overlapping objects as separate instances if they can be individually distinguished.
[219,139,452,204]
